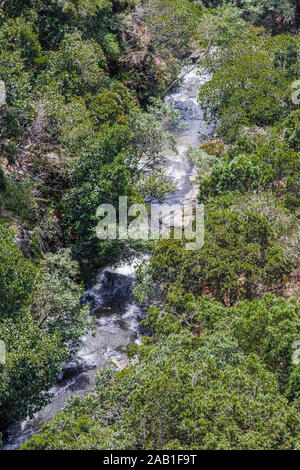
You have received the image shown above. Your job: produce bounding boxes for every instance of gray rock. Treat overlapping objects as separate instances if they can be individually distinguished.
[57,362,83,383]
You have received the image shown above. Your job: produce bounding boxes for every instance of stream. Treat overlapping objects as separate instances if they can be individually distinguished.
[1,66,215,450]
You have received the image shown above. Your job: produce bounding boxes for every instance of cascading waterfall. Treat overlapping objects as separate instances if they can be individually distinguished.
[1,65,215,450]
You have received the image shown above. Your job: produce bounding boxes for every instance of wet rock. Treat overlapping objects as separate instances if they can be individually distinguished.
[81,293,94,305]
[68,373,90,391]
[82,269,134,315]
[173,99,203,120]
[57,362,83,383]
[189,49,202,62]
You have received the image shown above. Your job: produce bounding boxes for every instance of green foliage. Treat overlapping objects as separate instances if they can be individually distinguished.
[198,14,300,140]
[239,0,296,31]
[1,0,300,452]
[199,141,300,206]
[129,98,178,164]
[63,97,178,276]
[61,0,114,38]
[63,123,134,274]
[89,82,137,128]
[0,226,89,431]
[102,33,120,61]
[281,109,300,151]
[231,295,300,382]
[22,333,300,450]
[0,310,65,429]
[198,3,249,51]
[145,0,203,59]
[48,96,95,152]
[31,249,89,358]
[40,31,107,97]
[135,168,174,202]
[199,43,291,139]
[62,0,113,20]
[272,34,300,80]
[142,194,295,305]
[200,0,297,32]
[2,178,39,223]
[140,288,300,391]
[0,224,75,431]
[287,364,300,400]
[0,16,42,66]
[0,50,34,139]
[0,222,36,318]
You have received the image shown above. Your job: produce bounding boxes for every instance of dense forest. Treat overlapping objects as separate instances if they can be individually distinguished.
[0,0,300,451]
